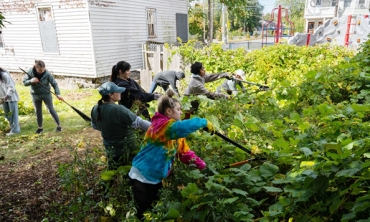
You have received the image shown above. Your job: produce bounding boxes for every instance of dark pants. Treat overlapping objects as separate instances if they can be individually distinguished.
[129,178,163,220]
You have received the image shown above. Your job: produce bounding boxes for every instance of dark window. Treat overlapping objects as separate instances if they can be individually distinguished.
[344,0,352,7]
[176,13,188,42]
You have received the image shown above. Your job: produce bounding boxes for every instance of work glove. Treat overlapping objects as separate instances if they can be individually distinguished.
[0,97,5,105]
[204,120,216,135]
[224,73,233,80]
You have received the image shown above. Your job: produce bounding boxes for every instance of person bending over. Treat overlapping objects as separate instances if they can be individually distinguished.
[148,70,185,96]
[128,89,216,220]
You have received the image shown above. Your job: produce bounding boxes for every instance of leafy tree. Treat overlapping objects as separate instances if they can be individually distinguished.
[0,12,7,28]
[189,3,206,40]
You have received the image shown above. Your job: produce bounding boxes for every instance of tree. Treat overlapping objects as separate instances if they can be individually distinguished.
[0,13,7,28]
[188,3,206,39]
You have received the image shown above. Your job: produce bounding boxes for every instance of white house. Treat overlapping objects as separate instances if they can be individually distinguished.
[0,0,188,79]
[304,0,369,33]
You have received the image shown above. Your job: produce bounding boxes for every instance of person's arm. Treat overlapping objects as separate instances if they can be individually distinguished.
[23,69,33,86]
[203,73,229,83]
[90,106,101,131]
[177,138,206,170]
[2,74,16,100]
[238,81,246,93]
[190,78,229,99]
[131,116,151,131]
[166,117,208,140]
[47,72,61,95]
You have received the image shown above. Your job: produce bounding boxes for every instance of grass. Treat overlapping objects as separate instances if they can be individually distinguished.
[0,83,101,163]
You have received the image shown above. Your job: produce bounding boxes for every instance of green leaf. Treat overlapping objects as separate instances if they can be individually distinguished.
[363,153,370,158]
[300,147,313,156]
[100,170,116,181]
[260,163,279,180]
[222,197,239,204]
[263,186,283,192]
[232,188,248,196]
[335,168,360,177]
[162,208,180,220]
[180,183,199,198]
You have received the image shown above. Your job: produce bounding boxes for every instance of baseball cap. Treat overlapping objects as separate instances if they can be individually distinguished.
[234,69,245,80]
[98,82,126,95]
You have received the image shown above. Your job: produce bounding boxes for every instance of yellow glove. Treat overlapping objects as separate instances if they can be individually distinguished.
[205,120,216,135]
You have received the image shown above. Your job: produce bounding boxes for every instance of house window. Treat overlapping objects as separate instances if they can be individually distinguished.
[344,0,352,7]
[331,0,337,6]
[316,0,322,6]
[147,8,157,38]
[0,30,3,48]
[358,0,365,7]
[37,6,59,53]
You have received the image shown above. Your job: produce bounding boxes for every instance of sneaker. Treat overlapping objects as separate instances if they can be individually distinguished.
[56,126,62,132]
[6,132,16,136]
[35,128,43,134]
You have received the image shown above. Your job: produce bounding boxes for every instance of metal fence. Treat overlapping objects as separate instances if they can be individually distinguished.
[226,41,267,51]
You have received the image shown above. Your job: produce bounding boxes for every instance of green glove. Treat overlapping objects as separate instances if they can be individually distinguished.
[204,120,216,135]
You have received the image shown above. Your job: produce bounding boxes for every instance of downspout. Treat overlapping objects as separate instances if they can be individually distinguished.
[86,0,98,79]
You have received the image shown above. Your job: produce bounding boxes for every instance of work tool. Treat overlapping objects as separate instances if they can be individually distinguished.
[233,77,269,90]
[19,67,92,122]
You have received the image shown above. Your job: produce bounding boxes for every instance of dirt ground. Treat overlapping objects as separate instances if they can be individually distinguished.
[0,128,101,221]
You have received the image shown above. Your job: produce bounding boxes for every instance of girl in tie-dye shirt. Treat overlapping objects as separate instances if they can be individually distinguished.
[128,89,215,220]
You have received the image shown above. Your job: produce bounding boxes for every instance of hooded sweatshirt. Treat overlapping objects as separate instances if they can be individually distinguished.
[130,112,207,183]
[152,70,185,94]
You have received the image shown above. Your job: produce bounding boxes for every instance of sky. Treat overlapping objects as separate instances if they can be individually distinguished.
[259,0,276,14]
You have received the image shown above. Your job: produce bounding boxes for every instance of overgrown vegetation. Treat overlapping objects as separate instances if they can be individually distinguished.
[2,40,370,221]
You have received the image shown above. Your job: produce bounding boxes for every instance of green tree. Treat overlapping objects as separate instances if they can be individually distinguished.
[0,12,7,28]
[189,3,206,40]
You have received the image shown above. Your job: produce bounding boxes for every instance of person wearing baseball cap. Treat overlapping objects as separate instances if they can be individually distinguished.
[91,82,151,170]
[216,69,246,96]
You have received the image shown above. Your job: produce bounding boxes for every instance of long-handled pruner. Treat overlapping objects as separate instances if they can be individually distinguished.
[19,67,92,122]
[214,131,252,155]
[223,157,266,169]
[233,78,269,90]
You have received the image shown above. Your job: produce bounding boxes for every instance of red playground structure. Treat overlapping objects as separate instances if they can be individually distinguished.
[262,5,295,47]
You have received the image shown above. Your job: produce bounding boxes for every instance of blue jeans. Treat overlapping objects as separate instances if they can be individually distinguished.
[3,101,20,133]
[148,82,168,93]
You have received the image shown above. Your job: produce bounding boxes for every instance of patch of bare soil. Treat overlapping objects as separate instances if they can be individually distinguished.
[63,91,93,101]
[0,128,101,221]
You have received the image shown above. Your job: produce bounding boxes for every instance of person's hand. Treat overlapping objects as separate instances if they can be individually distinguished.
[57,95,64,101]
[31,77,39,84]
[224,73,233,80]
[154,93,162,100]
[204,120,216,135]
[0,97,5,105]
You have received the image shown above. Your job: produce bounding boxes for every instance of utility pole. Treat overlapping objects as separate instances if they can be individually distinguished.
[208,0,213,43]
[334,0,338,17]
[222,3,227,43]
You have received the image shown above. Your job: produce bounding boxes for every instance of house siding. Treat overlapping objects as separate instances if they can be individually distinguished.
[89,0,188,78]
[0,0,95,77]
[0,0,188,79]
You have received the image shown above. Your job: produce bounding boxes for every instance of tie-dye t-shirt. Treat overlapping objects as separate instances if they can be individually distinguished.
[131,112,207,183]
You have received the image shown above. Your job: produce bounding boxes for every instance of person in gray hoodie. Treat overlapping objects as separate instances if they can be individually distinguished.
[148,70,185,96]
[0,67,20,136]
[23,60,63,134]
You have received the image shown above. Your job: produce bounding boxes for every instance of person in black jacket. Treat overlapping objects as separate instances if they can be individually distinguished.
[110,61,161,119]
[148,70,185,96]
